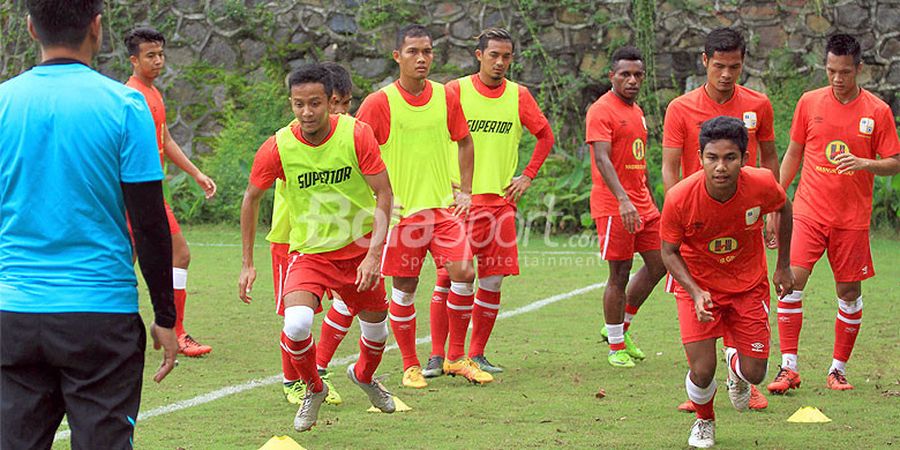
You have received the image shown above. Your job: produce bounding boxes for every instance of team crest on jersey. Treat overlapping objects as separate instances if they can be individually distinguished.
[859,117,874,135]
[825,140,849,165]
[708,237,738,255]
[632,139,646,160]
[745,206,761,226]
[742,112,758,130]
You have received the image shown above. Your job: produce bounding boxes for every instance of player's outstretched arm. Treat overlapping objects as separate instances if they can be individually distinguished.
[358,170,393,292]
[773,198,794,298]
[162,124,217,199]
[454,134,475,217]
[834,153,900,176]
[661,240,713,322]
[592,141,641,234]
[779,140,804,190]
[661,146,683,193]
[239,183,266,303]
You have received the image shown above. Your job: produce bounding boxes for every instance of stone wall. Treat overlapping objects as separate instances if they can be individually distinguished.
[3,0,898,155]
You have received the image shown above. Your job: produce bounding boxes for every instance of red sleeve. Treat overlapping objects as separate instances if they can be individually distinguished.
[518,86,553,179]
[445,88,471,142]
[762,172,787,214]
[355,91,391,145]
[585,103,613,143]
[353,120,387,175]
[660,189,685,245]
[875,104,900,158]
[758,98,775,142]
[249,135,284,190]
[445,79,461,106]
[789,96,808,145]
[662,101,685,148]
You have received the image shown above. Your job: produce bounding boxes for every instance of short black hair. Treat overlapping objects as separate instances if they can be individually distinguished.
[124,27,166,57]
[476,28,514,52]
[26,0,103,50]
[321,62,353,97]
[699,116,748,155]
[704,28,745,58]
[287,64,334,99]
[395,24,431,50]
[825,33,862,65]
[610,45,643,70]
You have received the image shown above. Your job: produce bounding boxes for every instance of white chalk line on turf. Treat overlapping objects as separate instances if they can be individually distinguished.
[53,281,607,442]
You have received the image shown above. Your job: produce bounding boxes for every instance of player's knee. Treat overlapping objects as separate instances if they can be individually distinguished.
[690,367,716,386]
[607,261,632,284]
[449,265,475,283]
[173,246,191,268]
[359,317,389,343]
[478,275,503,293]
[392,277,418,293]
[283,305,315,341]
[836,285,861,303]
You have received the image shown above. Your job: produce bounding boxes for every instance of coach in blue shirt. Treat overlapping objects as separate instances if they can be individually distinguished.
[0,1,177,448]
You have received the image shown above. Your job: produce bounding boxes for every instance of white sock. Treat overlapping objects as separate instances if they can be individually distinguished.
[782,353,798,372]
[605,323,625,345]
[173,267,188,290]
[829,359,846,375]
[685,372,717,405]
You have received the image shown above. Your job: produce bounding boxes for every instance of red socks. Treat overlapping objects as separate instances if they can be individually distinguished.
[389,289,419,370]
[355,337,386,384]
[173,289,187,337]
[834,298,863,363]
[280,331,322,392]
[623,303,639,332]
[316,303,354,370]
[776,290,803,357]
[429,274,451,358]
[446,283,475,361]
[469,289,501,357]
[281,343,300,382]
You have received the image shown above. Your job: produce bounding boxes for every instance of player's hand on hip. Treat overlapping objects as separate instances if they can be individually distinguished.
[238,266,257,303]
[764,212,779,249]
[195,172,218,199]
[773,266,795,299]
[356,254,381,292]
[691,290,714,322]
[150,323,178,383]
[618,199,641,234]
[452,191,472,218]
[834,152,869,174]
[503,174,532,203]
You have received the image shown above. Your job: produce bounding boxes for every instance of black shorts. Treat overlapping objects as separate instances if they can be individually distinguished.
[1,312,146,450]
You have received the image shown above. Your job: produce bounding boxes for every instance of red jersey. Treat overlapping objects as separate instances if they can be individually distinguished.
[661,167,786,294]
[663,84,775,177]
[125,76,166,167]
[790,87,900,230]
[445,74,553,182]
[585,91,657,219]
[355,80,470,145]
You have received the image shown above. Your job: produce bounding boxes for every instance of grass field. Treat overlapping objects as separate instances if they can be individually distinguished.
[52,225,899,449]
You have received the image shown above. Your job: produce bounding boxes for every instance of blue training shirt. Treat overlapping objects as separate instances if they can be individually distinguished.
[0,62,163,314]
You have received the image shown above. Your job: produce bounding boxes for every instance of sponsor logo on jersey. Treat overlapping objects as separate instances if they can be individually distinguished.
[708,237,738,254]
[468,119,514,134]
[825,140,849,165]
[296,166,353,189]
[751,342,765,352]
[632,139,646,161]
[745,206,761,226]
[859,117,874,135]
[742,111,758,130]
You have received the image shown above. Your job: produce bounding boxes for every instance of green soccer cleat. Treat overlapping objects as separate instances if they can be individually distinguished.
[607,350,636,368]
[600,325,609,342]
[623,331,646,360]
[320,372,343,406]
[471,355,504,373]
[283,381,306,405]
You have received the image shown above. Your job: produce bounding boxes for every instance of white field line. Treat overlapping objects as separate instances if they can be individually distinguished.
[54,281,607,442]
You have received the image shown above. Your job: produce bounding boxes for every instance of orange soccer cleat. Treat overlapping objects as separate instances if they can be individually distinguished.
[826,369,854,391]
[767,366,802,394]
[178,334,212,357]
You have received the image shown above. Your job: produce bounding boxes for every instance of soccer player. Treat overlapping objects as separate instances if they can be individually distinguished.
[422,28,554,376]
[239,64,396,432]
[586,46,666,368]
[356,24,490,388]
[768,34,900,393]
[269,62,355,406]
[1,1,177,447]
[661,116,794,448]
[663,27,777,410]
[125,27,217,357]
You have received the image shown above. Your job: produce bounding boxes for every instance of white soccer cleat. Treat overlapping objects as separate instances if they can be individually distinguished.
[293,382,329,432]
[347,363,395,413]
[726,362,751,412]
[688,418,715,448]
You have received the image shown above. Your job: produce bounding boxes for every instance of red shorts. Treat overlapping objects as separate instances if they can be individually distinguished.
[270,242,291,316]
[381,210,473,277]
[282,251,387,315]
[675,282,771,358]
[595,214,661,261]
[467,204,519,277]
[791,216,874,282]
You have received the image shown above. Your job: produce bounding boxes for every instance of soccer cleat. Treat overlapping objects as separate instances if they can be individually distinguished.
[623,331,646,360]
[688,418,715,448]
[726,362,751,412]
[826,369,854,391]
[748,385,768,409]
[319,372,343,405]
[293,383,328,432]
[471,355,504,373]
[676,399,696,413]
[422,355,445,378]
[607,350,636,368]
[401,366,428,389]
[600,325,609,342]
[283,381,306,405]
[767,366,802,394]
[177,334,212,357]
[347,363,395,413]
[445,358,494,384]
